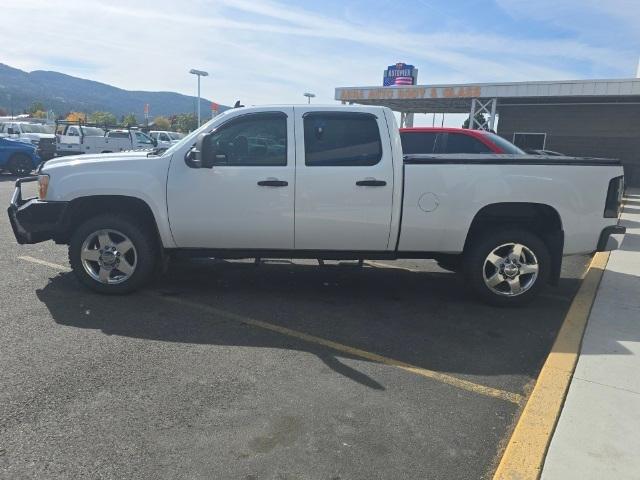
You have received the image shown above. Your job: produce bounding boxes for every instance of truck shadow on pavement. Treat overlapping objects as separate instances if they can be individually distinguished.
[36,259,586,394]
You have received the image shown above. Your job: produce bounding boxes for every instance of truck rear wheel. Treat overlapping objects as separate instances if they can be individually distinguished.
[465,229,550,306]
[69,214,157,294]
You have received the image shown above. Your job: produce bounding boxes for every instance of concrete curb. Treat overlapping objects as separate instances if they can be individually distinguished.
[492,252,610,480]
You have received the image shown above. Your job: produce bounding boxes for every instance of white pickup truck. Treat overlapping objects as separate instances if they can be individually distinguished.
[56,124,156,156]
[0,122,57,160]
[8,105,625,305]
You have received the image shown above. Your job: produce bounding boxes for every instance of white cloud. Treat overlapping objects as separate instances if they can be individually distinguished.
[1,0,637,112]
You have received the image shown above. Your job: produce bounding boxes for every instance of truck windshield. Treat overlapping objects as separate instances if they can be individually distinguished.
[483,133,525,154]
[135,132,154,144]
[20,124,54,134]
[161,109,234,156]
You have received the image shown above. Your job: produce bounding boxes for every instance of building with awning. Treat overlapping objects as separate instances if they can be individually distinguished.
[335,78,640,185]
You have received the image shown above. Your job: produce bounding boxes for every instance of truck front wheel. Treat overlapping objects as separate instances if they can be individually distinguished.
[69,214,157,294]
[465,229,550,306]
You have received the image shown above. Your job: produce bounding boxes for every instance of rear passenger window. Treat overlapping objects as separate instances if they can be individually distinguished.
[401,132,438,154]
[444,133,491,153]
[304,113,382,166]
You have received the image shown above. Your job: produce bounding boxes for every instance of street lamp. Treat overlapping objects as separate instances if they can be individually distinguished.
[303,92,316,104]
[189,69,209,126]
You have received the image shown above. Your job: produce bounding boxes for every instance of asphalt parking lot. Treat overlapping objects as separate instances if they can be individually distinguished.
[0,174,591,480]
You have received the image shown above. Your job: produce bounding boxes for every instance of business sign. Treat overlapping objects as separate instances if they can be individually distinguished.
[338,85,482,102]
[383,63,417,86]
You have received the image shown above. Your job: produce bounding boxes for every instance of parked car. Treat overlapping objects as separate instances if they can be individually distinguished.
[0,122,56,160]
[0,137,41,175]
[55,123,156,156]
[400,127,525,154]
[149,131,185,150]
[9,105,625,306]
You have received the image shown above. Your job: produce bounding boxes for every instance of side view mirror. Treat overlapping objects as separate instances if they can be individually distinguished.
[185,132,226,169]
[184,146,201,168]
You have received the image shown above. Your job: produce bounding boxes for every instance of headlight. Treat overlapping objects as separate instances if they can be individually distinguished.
[38,174,50,200]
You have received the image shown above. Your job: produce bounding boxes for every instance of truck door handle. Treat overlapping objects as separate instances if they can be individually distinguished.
[257,179,288,187]
[356,179,387,187]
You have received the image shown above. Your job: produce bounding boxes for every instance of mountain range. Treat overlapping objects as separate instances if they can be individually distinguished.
[0,63,228,119]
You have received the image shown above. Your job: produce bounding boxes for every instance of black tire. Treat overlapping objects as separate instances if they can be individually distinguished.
[8,153,34,176]
[464,229,550,307]
[69,214,157,294]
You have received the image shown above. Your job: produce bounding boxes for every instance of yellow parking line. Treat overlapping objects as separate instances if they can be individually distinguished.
[493,251,610,480]
[18,254,523,405]
[153,293,524,404]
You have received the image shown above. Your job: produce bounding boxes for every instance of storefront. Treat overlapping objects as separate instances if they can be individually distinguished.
[335,78,640,185]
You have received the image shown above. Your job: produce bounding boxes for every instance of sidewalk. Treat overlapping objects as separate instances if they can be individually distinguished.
[541,188,640,479]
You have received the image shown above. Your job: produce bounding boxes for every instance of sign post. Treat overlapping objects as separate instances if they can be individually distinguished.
[384,63,418,127]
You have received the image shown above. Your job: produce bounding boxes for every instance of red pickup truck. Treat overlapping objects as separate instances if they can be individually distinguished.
[400,127,524,155]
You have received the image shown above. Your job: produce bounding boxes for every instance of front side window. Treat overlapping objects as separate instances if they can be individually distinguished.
[304,113,382,166]
[208,113,287,166]
[444,133,492,154]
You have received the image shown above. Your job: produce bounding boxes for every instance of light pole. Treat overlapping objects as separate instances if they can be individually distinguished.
[303,92,316,104]
[189,69,209,126]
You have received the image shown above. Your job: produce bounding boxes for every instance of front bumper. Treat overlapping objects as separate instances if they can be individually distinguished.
[8,176,68,244]
[597,225,626,252]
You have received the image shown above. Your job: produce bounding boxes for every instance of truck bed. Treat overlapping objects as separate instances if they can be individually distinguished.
[403,154,622,166]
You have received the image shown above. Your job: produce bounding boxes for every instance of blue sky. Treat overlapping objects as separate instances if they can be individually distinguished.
[3,0,639,111]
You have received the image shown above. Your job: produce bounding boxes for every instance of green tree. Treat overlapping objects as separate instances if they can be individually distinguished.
[174,113,198,133]
[29,102,45,114]
[90,111,117,126]
[121,113,138,126]
[153,116,171,130]
[462,112,487,129]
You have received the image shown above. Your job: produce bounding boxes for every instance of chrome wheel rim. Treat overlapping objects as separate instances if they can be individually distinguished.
[80,229,137,285]
[482,242,539,297]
